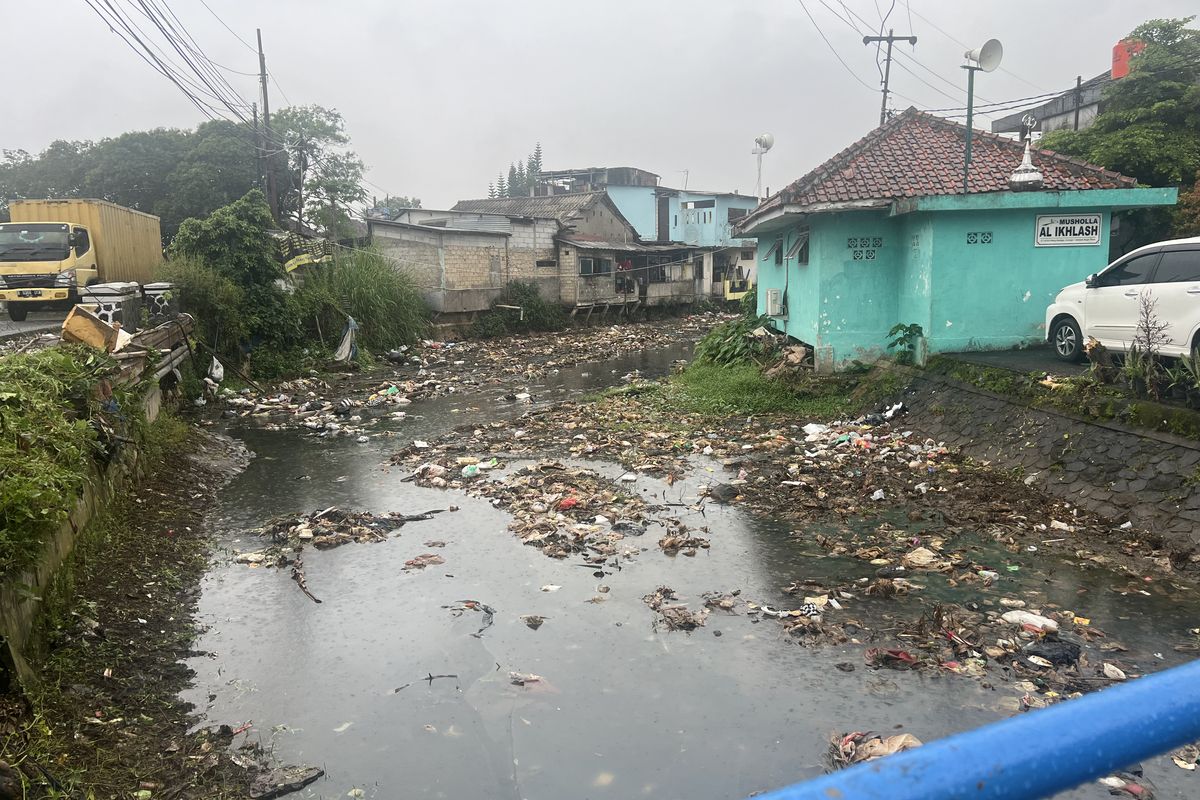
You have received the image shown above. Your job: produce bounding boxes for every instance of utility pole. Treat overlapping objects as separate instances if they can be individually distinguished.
[251,102,263,192]
[257,28,279,225]
[863,29,917,126]
[1073,75,1083,130]
[295,137,307,234]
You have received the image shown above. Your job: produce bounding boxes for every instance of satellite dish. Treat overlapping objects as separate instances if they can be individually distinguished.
[965,39,1003,72]
[755,133,775,152]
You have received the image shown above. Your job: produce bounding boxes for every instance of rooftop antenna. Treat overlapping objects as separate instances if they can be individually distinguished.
[752,133,774,202]
[961,39,1003,194]
[678,169,690,190]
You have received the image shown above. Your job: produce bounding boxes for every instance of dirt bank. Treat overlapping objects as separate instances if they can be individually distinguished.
[0,427,262,799]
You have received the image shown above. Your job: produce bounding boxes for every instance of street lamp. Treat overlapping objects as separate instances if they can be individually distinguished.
[753,133,774,201]
[961,39,1003,194]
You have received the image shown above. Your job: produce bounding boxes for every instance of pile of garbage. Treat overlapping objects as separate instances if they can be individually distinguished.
[410,459,655,561]
[211,314,729,434]
[233,506,448,568]
[643,586,708,631]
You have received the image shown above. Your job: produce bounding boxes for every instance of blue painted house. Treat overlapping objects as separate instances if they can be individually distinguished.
[538,167,761,296]
[736,109,1176,370]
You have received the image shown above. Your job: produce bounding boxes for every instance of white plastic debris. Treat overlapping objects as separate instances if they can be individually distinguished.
[1000,610,1059,633]
[1103,663,1127,681]
[870,489,886,501]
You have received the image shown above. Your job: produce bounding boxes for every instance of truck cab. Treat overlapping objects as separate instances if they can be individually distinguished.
[0,221,98,321]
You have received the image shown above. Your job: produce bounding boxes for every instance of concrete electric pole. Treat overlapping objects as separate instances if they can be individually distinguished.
[862,29,918,126]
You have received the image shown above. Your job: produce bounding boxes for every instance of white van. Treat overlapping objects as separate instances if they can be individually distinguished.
[1045,236,1200,362]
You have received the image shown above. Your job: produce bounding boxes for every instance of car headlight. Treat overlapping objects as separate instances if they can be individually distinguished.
[55,269,77,287]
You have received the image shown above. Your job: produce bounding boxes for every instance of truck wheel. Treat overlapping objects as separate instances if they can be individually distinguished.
[7,305,28,322]
[1051,317,1083,363]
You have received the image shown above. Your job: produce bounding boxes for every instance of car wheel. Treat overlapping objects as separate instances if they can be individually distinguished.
[6,305,28,322]
[1051,317,1083,362]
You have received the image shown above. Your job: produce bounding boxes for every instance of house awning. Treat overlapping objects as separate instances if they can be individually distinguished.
[559,238,687,253]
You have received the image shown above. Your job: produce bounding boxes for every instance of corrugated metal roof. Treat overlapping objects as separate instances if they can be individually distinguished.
[452,193,606,222]
[559,238,687,253]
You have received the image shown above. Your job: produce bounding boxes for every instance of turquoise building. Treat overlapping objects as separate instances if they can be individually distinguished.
[737,109,1176,370]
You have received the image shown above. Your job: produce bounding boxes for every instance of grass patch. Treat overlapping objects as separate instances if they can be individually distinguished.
[667,363,854,417]
[469,281,567,339]
[0,346,142,577]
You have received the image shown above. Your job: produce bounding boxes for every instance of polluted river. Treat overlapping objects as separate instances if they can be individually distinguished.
[181,333,1200,799]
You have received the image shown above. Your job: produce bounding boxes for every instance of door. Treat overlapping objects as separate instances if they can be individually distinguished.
[1083,251,1160,348]
[1144,248,1200,356]
[656,196,670,242]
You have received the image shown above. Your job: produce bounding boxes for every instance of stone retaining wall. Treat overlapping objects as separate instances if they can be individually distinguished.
[903,374,1200,551]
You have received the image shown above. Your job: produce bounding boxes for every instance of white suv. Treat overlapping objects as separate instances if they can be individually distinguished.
[1046,237,1200,362]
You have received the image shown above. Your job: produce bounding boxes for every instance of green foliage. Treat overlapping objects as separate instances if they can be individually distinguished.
[0,121,257,236]
[292,249,429,351]
[0,347,128,575]
[669,364,852,417]
[469,281,566,338]
[169,190,295,353]
[693,315,775,367]
[1040,18,1199,227]
[886,323,924,365]
[490,143,544,196]
[271,105,366,238]
[159,256,248,363]
[739,284,758,317]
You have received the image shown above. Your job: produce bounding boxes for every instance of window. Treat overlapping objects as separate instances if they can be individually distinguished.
[740,248,755,261]
[728,208,748,223]
[785,229,810,265]
[1097,253,1159,287]
[536,258,558,268]
[580,257,595,276]
[763,239,782,263]
[594,258,613,275]
[1152,250,1200,283]
[72,227,91,258]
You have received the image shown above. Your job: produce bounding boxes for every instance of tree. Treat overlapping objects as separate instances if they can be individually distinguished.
[496,171,507,197]
[1041,17,1200,246]
[169,190,293,346]
[507,163,520,197]
[1176,172,1200,236]
[488,182,497,199]
[271,105,366,239]
[155,121,258,234]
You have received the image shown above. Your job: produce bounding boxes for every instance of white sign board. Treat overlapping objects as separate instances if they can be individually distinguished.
[1035,214,1102,247]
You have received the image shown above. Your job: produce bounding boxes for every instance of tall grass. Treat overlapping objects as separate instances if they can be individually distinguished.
[159,256,249,363]
[294,249,430,351]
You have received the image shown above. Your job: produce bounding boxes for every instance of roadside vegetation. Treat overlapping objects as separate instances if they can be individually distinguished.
[469,281,567,339]
[0,346,143,576]
[164,190,430,380]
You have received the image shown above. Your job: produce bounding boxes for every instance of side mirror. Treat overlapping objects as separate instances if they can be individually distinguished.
[1084,273,1097,288]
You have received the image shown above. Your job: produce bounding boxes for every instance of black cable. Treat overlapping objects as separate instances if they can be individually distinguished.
[796,0,879,93]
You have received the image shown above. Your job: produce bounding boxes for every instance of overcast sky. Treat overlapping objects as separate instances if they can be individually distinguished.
[7,1,1196,208]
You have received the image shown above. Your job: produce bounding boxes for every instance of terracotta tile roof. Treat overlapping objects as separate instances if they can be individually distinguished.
[764,108,1136,213]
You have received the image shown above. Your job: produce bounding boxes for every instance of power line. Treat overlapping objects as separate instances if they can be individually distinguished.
[827,0,998,105]
[904,2,1049,92]
[796,0,879,93]
[198,0,257,52]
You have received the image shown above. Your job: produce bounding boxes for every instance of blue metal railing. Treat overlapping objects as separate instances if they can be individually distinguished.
[759,658,1200,800]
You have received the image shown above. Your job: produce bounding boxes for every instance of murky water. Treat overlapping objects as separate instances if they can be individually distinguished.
[186,344,1200,799]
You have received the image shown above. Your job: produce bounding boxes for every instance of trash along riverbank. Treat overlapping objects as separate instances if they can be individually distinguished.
[175,333,1200,799]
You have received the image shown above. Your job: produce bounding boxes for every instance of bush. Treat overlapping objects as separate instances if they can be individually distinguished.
[159,256,248,364]
[739,285,758,317]
[469,281,566,338]
[293,249,430,352]
[693,315,775,367]
[0,347,132,575]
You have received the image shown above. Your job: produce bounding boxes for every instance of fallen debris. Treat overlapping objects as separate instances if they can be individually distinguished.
[643,586,708,631]
[829,731,923,770]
